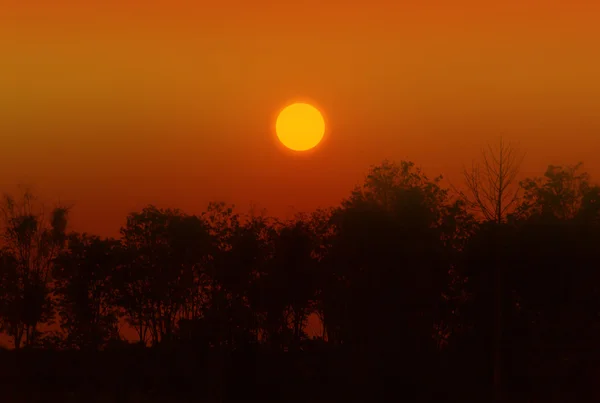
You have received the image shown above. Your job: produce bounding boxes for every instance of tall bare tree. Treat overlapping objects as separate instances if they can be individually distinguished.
[456,139,524,402]
[458,138,525,223]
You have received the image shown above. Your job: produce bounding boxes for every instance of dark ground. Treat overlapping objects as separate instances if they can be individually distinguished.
[0,346,596,402]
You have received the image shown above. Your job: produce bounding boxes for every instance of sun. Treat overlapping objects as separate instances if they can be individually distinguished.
[275,103,325,151]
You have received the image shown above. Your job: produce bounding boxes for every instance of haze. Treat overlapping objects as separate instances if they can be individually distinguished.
[2,1,600,236]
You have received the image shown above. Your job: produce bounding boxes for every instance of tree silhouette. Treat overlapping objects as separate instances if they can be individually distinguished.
[261,217,318,349]
[53,233,121,350]
[509,164,600,384]
[517,162,598,220]
[0,190,68,348]
[324,161,463,353]
[117,206,202,345]
[459,138,524,223]
[0,158,597,401]
[456,139,525,401]
[199,201,246,348]
[203,209,273,349]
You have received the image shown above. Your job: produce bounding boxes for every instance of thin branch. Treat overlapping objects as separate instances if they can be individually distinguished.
[457,138,525,223]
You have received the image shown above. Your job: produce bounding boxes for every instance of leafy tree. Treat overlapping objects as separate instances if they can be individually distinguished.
[118,206,206,345]
[53,233,122,350]
[260,217,319,348]
[200,203,276,348]
[323,161,464,354]
[304,208,336,341]
[170,213,213,323]
[460,163,600,399]
[198,201,244,348]
[517,163,598,221]
[507,164,600,380]
[0,190,68,348]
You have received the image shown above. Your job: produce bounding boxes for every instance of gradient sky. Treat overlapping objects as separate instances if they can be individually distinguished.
[2,1,600,237]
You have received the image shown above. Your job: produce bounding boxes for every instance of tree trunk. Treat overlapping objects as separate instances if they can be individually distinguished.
[493,228,504,402]
[14,329,23,350]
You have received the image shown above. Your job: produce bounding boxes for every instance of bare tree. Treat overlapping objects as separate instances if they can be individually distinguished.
[455,138,525,402]
[457,138,525,223]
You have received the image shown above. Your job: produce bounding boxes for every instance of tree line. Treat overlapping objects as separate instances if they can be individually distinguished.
[1,141,599,400]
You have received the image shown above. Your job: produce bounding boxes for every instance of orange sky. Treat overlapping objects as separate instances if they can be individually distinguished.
[2,1,600,237]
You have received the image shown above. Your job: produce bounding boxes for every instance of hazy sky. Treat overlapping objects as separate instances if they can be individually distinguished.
[2,1,600,236]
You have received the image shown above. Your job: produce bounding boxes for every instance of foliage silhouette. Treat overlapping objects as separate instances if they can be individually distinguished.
[0,159,599,401]
[0,190,68,349]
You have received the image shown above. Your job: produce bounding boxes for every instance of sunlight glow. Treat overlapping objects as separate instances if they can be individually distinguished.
[275,103,325,152]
